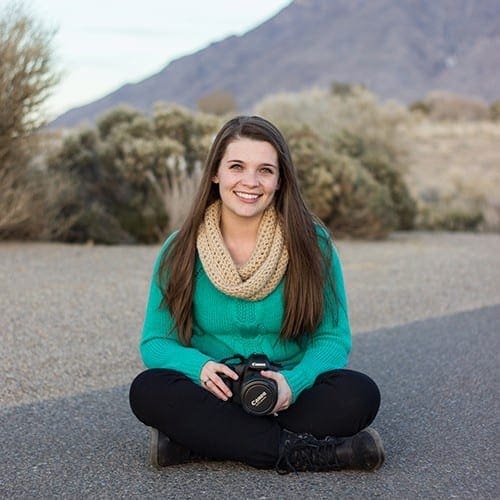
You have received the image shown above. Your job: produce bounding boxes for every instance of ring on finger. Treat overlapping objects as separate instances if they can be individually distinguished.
[203,378,210,385]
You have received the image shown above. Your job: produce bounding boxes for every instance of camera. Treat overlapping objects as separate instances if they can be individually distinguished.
[219,354,281,416]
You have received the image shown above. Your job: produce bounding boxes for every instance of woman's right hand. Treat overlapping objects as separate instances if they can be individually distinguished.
[200,360,239,401]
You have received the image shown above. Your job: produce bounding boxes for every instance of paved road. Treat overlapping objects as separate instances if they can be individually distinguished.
[1,304,498,499]
[1,233,499,498]
[2,232,499,410]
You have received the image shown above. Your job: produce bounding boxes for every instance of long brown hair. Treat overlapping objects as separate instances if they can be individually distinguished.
[159,115,334,345]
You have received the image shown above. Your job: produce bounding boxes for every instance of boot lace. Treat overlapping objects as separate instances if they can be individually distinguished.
[276,434,341,474]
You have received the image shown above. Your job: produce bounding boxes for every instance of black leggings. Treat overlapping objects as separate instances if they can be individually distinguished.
[129,368,380,469]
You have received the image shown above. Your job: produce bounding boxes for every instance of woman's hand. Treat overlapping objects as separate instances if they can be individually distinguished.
[200,360,239,401]
[261,370,292,414]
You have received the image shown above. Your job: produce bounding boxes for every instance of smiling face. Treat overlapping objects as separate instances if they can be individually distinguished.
[213,137,280,226]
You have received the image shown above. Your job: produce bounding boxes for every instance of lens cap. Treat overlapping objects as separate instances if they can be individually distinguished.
[241,380,277,415]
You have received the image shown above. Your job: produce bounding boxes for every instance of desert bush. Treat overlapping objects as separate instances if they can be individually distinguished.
[333,129,416,229]
[164,162,204,231]
[0,164,46,239]
[256,88,414,236]
[415,178,486,231]
[197,89,237,116]
[417,205,484,231]
[409,100,431,115]
[47,128,133,243]
[96,105,145,139]
[287,127,397,238]
[255,86,410,147]
[490,101,500,121]
[330,81,364,98]
[153,103,220,167]
[0,2,60,239]
[410,91,490,121]
[46,104,219,243]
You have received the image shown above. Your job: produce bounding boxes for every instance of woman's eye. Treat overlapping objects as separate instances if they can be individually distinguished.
[261,167,274,174]
[229,164,242,170]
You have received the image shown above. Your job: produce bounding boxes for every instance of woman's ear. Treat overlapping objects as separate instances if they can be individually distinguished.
[212,175,219,184]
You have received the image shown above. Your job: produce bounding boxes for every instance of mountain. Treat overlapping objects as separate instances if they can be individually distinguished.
[52,0,500,127]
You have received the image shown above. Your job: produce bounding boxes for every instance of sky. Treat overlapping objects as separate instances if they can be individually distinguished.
[4,0,292,118]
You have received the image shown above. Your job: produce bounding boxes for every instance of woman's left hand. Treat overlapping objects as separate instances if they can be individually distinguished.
[260,370,292,414]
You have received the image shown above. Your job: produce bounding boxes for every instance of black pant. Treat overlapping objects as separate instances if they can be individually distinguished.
[129,368,380,469]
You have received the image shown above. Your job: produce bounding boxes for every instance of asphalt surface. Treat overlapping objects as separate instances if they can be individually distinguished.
[1,233,499,498]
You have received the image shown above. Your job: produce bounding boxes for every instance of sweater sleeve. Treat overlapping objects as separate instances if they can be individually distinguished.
[280,229,352,402]
[139,233,212,384]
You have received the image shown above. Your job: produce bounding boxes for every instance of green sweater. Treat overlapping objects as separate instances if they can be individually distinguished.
[140,226,352,402]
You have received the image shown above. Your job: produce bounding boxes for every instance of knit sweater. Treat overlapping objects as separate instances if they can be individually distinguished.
[139,225,352,402]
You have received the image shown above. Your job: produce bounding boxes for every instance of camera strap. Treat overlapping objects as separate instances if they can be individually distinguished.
[219,354,246,365]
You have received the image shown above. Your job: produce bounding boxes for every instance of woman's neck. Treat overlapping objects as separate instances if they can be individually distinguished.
[219,211,262,266]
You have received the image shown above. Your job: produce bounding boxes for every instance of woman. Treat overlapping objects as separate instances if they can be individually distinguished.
[129,116,385,473]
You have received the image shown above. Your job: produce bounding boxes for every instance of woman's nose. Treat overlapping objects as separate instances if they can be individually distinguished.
[241,170,259,187]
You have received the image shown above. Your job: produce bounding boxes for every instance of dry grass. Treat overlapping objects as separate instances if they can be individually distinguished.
[163,163,203,232]
[0,167,40,238]
[405,119,500,230]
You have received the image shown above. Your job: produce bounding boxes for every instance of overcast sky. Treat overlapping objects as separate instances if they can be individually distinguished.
[5,0,292,117]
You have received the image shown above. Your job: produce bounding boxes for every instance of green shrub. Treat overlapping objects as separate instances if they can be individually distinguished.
[153,103,220,169]
[287,127,397,238]
[197,89,237,116]
[0,3,60,239]
[415,184,486,232]
[490,100,500,121]
[417,206,484,231]
[257,88,414,237]
[414,91,490,121]
[330,81,362,98]
[47,127,133,244]
[333,129,417,229]
[46,104,219,243]
[409,100,431,115]
[97,105,144,140]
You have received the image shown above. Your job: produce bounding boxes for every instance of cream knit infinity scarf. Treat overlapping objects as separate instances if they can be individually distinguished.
[196,200,289,301]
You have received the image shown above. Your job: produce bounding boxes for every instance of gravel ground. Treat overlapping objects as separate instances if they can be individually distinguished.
[1,231,499,409]
[0,231,499,498]
[1,302,498,498]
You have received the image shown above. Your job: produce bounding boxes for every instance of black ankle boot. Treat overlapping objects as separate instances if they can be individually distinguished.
[276,428,385,474]
[150,428,191,468]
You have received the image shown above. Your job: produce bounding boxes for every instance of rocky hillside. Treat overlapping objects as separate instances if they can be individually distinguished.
[52,0,500,127]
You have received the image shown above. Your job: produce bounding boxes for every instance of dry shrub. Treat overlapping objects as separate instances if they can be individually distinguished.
[287,127,397,239]
[417,177,495,232]
[0,3,59,164]
[46,104,219,243]
[163,162,204,231]
[333,129,416,229]
[490,101,500,121]
[0,2,59,239]
[410,91,490,121]
[406,119,500,232]
[197,89,237,116]
[255,87,414,237]
[255,86,410,152]
[0,163,43,239]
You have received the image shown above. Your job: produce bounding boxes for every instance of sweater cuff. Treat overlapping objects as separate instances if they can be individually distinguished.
[179,353,213,385]
[142,338,213,385]
[281,366,313,403]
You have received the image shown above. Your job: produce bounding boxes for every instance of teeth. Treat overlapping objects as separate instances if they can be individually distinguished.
[235,192,260,200]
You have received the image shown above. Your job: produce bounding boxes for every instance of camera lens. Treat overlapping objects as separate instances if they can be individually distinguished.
[240,378,277,416]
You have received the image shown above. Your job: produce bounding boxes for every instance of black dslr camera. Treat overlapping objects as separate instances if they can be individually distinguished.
[219,354,281,416]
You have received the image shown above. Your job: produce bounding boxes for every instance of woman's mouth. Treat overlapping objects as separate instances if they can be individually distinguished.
[234,191,262,202]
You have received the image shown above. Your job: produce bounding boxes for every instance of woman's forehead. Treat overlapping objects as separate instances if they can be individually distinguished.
[222,138,278,163]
